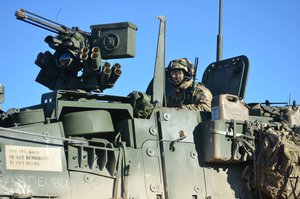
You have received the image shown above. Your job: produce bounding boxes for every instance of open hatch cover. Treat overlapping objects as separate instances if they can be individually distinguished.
[201,55,250,99]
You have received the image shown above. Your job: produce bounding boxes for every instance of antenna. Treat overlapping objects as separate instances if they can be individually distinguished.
[216,0,223,61]
[152,16,166,106]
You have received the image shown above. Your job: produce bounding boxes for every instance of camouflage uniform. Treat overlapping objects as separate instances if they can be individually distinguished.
[166,58,212,111]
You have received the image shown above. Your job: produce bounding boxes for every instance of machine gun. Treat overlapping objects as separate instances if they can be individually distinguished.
[15,9,137,92]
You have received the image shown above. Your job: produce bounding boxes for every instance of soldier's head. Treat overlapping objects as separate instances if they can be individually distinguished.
[167,58,193,86]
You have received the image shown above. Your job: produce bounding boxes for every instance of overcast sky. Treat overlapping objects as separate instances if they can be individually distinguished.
[1,1,299,110]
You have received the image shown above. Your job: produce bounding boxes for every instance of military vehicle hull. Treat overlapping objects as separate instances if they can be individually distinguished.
[0,90,255,199]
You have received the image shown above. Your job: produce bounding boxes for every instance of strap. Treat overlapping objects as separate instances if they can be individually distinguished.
[112,142,130,199]
[113,146,123,199]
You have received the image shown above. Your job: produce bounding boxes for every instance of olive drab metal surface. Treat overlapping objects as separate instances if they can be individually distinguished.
[151,16,166,106]
[0,6,299,199]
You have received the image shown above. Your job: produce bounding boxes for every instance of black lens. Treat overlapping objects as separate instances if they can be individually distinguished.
[57,52,72,68]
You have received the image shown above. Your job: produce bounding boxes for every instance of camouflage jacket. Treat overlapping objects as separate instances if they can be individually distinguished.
[167,80,212,111]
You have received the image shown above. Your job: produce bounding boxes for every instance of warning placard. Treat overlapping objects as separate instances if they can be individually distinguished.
[5,145,62,172]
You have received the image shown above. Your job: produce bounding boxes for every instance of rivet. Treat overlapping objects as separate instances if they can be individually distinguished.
[163,113,171,121]
[146,148,155,157]
[150,184,158,192]
[42,131,49,140]
[194,185,200,193]
[149,127,157,135]
[129,195,138,199]
[84,174,93,183]
[190,150,197,159]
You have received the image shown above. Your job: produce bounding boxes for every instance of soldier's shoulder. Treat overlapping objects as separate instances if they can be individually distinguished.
[192,82,212,98]
[194,82,208,90]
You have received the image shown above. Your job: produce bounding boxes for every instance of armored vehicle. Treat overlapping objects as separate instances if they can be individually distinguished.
[0,7,299,199]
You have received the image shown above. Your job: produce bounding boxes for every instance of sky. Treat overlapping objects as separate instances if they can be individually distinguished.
[1,1,299,111]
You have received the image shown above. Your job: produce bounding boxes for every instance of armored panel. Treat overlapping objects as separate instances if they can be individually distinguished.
[62,110,114,136]
[163,142,206,199]
[69,171,114,199]
[12,108,45,125]
[202,55,249,99]
[141,141,165,199]
[90,22,137,59]
[0,123,70,198]
[158,108,201,142]
[202,165,252,199]
[211,94,249,121]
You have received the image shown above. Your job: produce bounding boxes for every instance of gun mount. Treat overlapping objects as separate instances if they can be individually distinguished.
[15,9,137,92]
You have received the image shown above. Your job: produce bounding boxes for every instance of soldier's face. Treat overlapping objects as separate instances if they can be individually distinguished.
[170,69,184,86]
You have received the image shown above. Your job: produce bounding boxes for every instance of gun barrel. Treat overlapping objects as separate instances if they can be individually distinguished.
[15,9,70,35]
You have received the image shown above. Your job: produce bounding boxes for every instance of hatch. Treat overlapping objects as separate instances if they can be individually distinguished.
[201,55,249,99]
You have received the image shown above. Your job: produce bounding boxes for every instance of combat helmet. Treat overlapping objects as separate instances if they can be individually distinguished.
[167,58,194,81]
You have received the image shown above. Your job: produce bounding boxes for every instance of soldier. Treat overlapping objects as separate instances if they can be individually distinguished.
[166,58,212,111]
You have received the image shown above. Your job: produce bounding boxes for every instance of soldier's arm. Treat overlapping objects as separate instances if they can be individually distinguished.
[185,83,213,112]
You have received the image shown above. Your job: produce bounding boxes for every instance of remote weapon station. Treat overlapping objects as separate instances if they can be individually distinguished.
[0,3,299,199]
